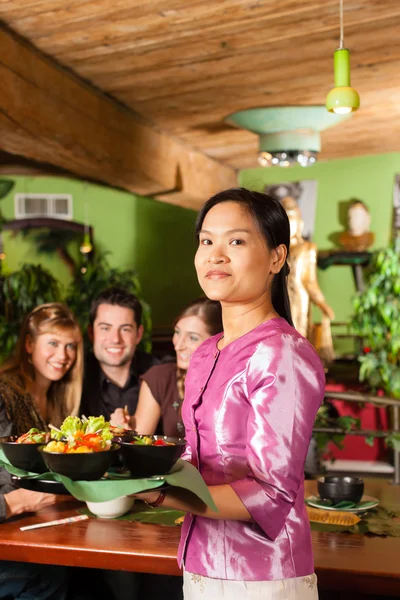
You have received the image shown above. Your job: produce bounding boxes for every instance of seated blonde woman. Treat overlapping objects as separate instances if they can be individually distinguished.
[0,303,83,600]
[110,298,222,437]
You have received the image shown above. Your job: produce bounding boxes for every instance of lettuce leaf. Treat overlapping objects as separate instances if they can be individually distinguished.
[85,416,113,442]
[50,415,113,443]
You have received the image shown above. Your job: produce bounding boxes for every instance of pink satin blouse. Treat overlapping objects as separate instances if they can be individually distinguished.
[178,318,325,581]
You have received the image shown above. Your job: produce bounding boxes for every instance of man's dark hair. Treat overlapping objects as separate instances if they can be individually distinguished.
[89,287,143,328]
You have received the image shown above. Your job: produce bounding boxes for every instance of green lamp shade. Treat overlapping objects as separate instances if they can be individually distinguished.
[326,86,360,114]
[80,232,92,254]
[326,48,360,114]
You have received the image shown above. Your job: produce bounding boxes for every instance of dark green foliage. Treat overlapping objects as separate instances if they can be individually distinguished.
[0,264,61,362]
[19,228,79,255]
[314,404,360,452]
[0,180,14,200]
[352,237,400,398]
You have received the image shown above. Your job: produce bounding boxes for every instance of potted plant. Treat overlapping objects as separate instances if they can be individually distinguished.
[352,236,400,399]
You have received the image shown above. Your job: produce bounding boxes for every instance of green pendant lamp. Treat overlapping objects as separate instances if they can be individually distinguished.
[326,0,360,114]
[80,231,93,254]
[79,188,93,255]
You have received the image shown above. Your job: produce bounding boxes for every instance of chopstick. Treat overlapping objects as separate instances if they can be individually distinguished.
[20,514,89,531]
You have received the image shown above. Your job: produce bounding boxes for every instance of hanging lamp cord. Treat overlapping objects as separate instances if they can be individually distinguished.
[339,0,344,48]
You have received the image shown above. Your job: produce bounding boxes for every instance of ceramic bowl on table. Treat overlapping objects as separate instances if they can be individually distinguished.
[119,435,185,478]
[38,444,120,481]
[0,436,47,473]
[86,496,134,519]
[317,476,364,505]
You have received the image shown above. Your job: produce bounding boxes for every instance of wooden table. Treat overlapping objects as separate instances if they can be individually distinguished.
[307,479,400,596]
[0,480,399,596]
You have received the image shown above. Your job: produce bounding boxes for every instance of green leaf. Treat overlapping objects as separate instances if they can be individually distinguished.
[0,179,14,200]
[332,434,345,449]
[337,416,360,432]
[386,433,400,451]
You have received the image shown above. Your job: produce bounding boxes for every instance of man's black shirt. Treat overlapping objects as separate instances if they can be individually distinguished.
[79,350,160,420]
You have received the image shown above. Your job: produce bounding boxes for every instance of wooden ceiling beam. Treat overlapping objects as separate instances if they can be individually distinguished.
[0,26,237,209]
[2,0,400,170]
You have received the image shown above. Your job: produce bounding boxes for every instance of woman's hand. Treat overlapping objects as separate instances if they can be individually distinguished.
[129,490,163,505]
[109,408,135,430]
[4,489,58,519]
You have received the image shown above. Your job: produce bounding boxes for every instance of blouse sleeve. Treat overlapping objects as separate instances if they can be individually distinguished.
[230,334,324,541]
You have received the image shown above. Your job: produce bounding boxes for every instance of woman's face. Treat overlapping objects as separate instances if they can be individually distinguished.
[26,328,79,385]
[195,201,285,305]
[173,315,210,370]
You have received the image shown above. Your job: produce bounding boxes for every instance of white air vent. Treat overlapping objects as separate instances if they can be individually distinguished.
[14,194,73,220]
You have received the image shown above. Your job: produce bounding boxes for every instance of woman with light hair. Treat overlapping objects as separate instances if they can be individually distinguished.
[0,302,83,432]
[111,297,222,437]
[0,303,83,600]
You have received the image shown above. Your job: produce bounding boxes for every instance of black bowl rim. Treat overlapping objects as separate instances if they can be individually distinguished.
[37,443,120,455]
[0,435,45,446]
[119,434,186,447]
[317,476,364,485]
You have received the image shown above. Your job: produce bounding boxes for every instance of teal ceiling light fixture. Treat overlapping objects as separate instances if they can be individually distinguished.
[225,106,351,167]
[326,0,360,114]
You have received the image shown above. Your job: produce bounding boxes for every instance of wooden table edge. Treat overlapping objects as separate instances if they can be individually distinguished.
[0,541,182,575]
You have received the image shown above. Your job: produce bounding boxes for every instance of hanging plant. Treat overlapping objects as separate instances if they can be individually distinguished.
[17,227,80,276]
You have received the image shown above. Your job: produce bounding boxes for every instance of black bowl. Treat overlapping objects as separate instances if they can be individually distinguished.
[38,444,120,481]
[0,436,47,473]
[119,435,185,478]
[11,475,69,495]
[110,431,138,468]
[318,476,364,505]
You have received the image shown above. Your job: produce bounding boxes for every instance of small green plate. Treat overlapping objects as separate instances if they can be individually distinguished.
[305,494,379,513]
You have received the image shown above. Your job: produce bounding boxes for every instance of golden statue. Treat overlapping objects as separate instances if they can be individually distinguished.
[282,196,335,364]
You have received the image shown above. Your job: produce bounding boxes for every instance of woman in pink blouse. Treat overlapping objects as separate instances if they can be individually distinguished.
[136,188,325,599]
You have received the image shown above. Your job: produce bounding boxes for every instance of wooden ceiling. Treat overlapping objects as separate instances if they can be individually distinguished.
[1,0,400,205]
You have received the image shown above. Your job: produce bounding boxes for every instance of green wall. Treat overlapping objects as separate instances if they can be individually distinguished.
[0,176,201,329]
[240,153,399,329]
[2,152,398,334]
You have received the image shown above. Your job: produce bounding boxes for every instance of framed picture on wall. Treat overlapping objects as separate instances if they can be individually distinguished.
[393,174,400,236]
[264,180,318,239]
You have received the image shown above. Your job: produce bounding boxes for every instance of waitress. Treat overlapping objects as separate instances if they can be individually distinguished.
[135,188,325,599]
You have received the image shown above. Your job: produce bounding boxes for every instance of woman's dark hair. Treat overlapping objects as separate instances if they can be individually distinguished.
[195,187,293,326]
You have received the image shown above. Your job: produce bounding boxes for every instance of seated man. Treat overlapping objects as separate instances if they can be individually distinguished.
[80,287,159,420]
[79,289,180,600]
